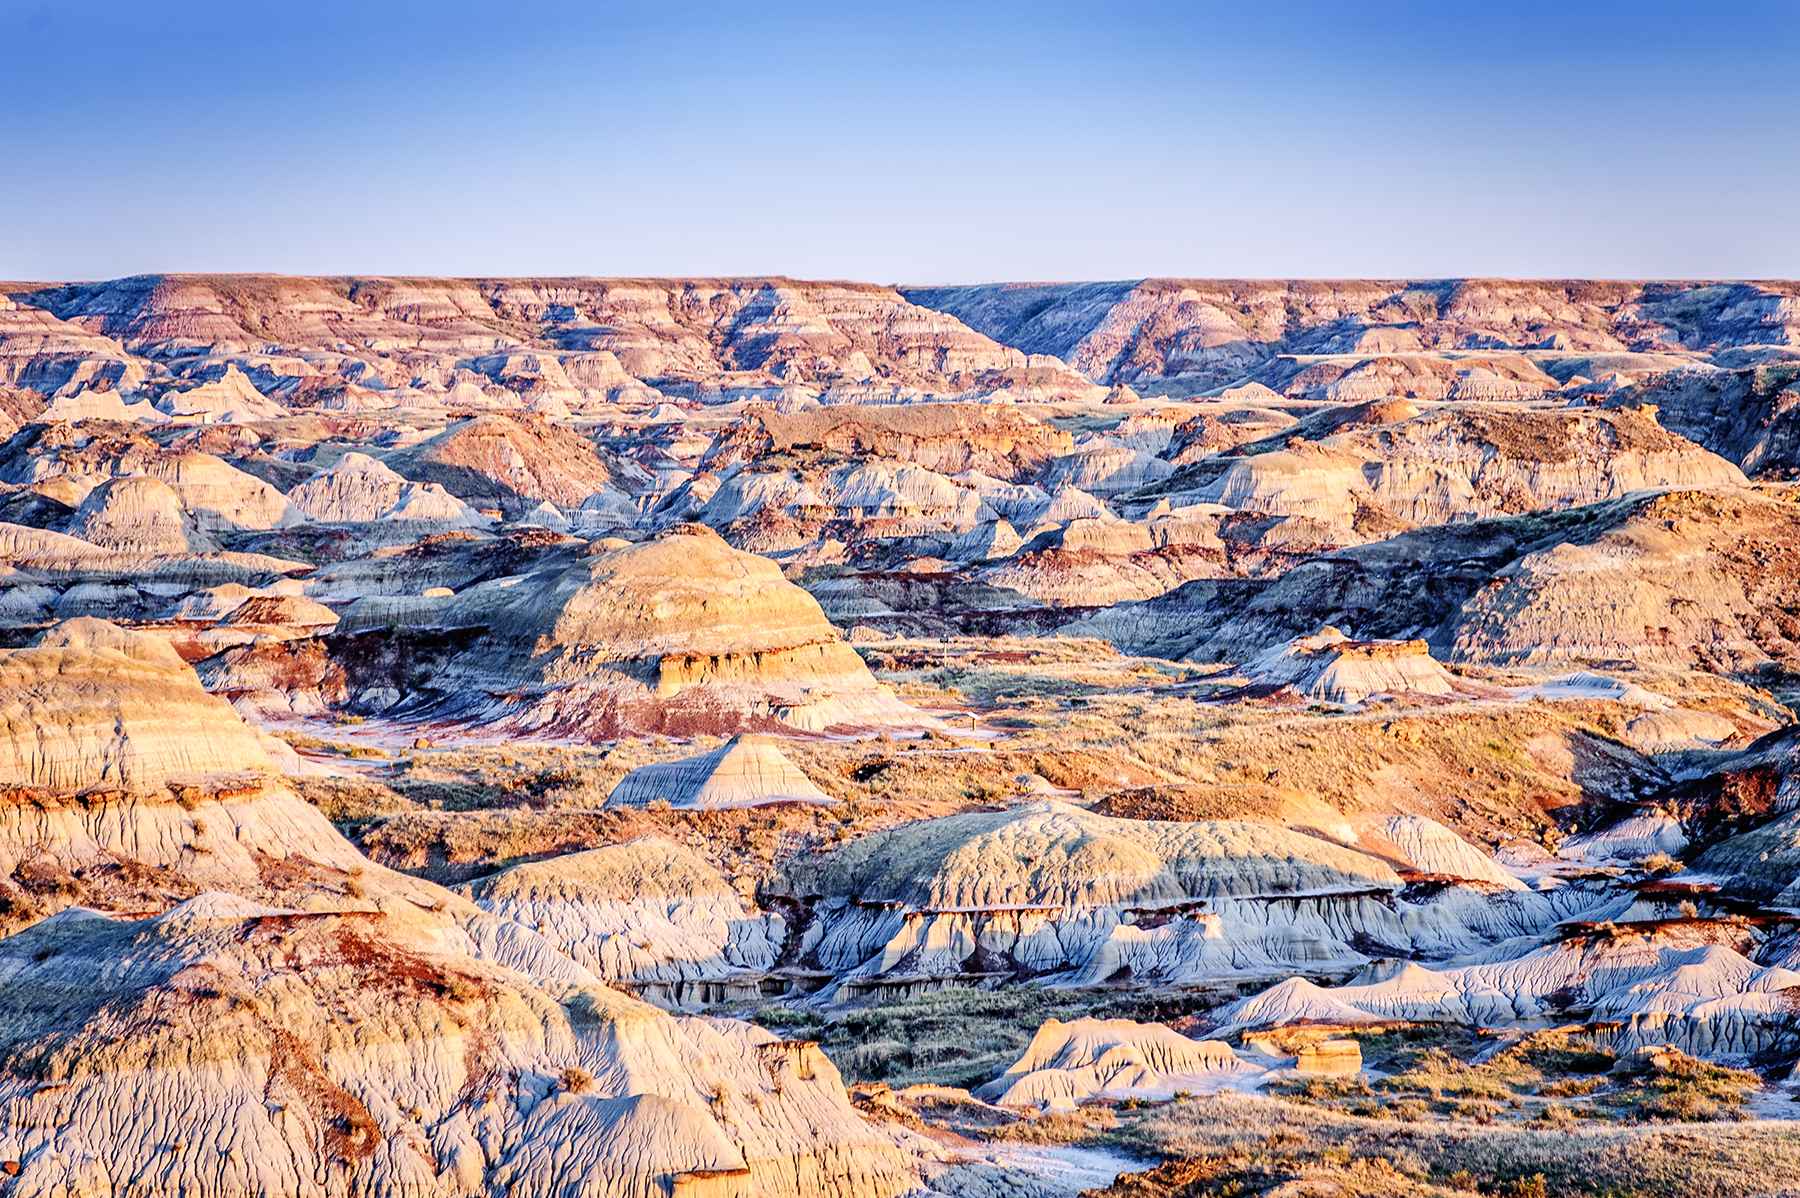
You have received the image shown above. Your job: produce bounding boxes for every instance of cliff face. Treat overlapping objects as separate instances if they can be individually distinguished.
[905,278,1800,387]
[1078,486,1800,672]
[5,275,1101,406]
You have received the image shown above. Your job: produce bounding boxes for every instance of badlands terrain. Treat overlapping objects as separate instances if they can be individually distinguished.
[1,274,1800,1196]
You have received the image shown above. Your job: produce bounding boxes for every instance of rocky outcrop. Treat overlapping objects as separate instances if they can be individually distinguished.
[340,524,923,736]
[0,896,923,1198]
[1216,923,1800,1065]
[1244,627,1456,704]
[390,413,627,513]
[461,837,782,1005]
[1040,444,1174,497]
[905,279,1800,387]
[0,290,146,395]
[705,404,1074,482]
[1175,406,1745,539]
[153,364,286,423]
[976,1018,1253,1109]
[1619,364,1800,477]
[777,800,1401,910]
[11,274,1103,408]
[287,451,489,528]
[769,802,1603,997]
[1078,487,1800,672]
[1,421,298,533]
[0,618,276,792]
[64,475,217,554]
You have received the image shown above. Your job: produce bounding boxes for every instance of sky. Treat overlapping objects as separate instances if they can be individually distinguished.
[3,0,1797,281]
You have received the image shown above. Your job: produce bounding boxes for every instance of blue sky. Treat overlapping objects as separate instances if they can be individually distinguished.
[2,0,1796,280]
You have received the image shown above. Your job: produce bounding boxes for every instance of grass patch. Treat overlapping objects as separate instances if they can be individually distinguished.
[1097,1090,1800,1198]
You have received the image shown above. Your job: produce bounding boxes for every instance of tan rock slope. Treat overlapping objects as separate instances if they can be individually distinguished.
[0,896,922,1198]
[0,618,275,792]
[390,412,628,513]
[977,1018,1253,1109]
[460,836,783,1005]
[343,524,923,736]
[286,451,489,529]
[1244,627,1456,704]
[0,620,928,1198]
[706,403,1075,481]
[768,801,1600,997]
[1080,486,1800,672]
[1217,922,1800,1065]
[1169,405,1745,542]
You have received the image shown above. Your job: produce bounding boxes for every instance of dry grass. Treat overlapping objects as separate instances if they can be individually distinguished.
[1094,1090,1800,1197]
[284,635,1744,890]
[1266,1028,1756,1130]
[985,1106,1117,1145]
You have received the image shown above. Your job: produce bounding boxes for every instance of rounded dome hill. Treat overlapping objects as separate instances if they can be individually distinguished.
[342,524,925,738]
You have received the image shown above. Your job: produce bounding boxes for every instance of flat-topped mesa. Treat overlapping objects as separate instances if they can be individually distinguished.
[342,523,925,737]
[1245,626,1456,705]
[903,279,1800,389]
[13,273,1102,406]
[607,735,834,809]
[768,801,1610,998]
[476,277,1100,401]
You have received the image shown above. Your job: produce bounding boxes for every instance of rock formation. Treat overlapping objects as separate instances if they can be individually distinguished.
[1244,627,1456,704]
[340,524,923,736]
[287,451,489,529]
[0,896,922,1198]
[769,802,1603,997]
[1078,487,1800,672]
[461,837,782,1006]
[976,1018,1254,1109]
[390,413,628,513]
[5,270,1800,1192]
[905,279,1800,389]
[0,618,276,792]
[1217,922,1800,1065]
[64,475,217,554]
[607,735,834,809]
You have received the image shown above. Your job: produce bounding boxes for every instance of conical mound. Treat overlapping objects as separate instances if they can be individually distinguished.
[608,734,833,809]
